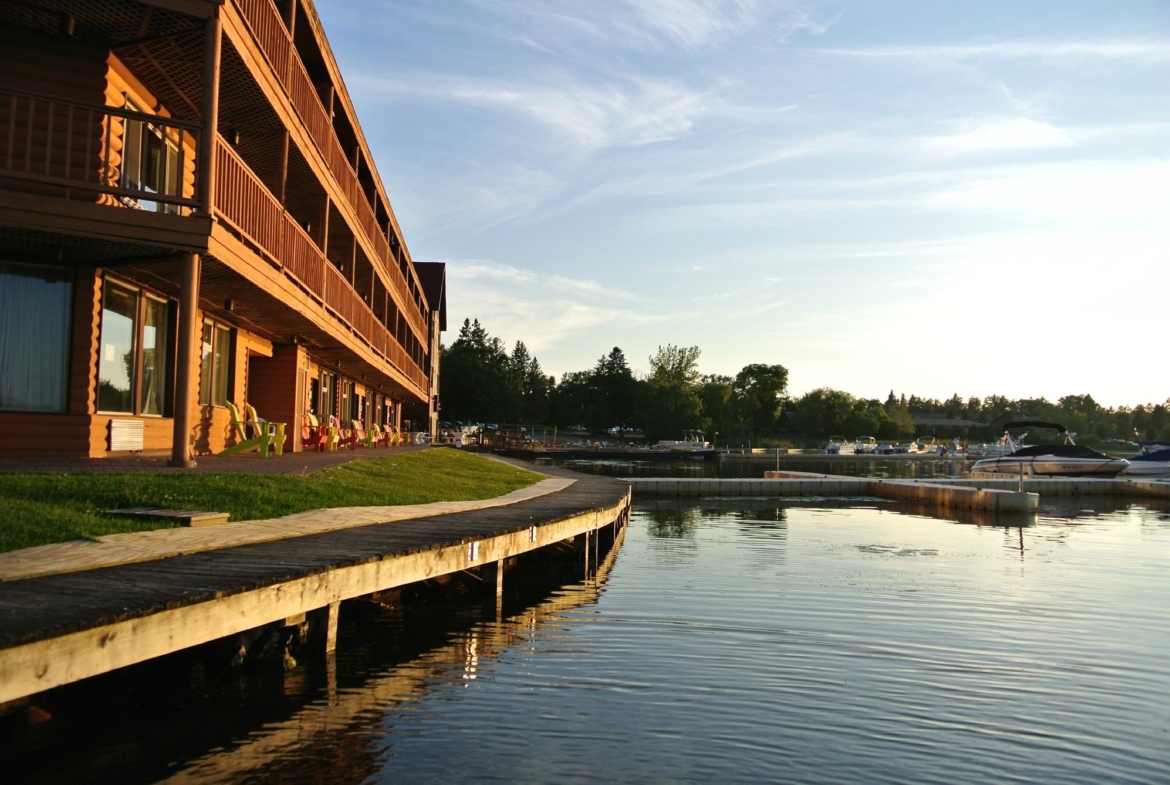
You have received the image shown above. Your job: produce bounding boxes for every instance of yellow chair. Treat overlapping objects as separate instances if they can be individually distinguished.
[246,403,287,456]
[218,401,272,458]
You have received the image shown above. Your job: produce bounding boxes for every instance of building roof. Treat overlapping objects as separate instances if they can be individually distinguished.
[910,416,981,427]
[414,262,446,332]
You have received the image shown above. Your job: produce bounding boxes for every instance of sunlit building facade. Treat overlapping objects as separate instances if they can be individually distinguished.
[0,0,443,461]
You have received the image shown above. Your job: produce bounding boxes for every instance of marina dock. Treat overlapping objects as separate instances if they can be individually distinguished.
[0,473,630,705]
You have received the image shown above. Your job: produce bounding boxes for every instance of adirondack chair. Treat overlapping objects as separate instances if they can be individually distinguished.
[386,423,404,449]
[368,422,387,447]
[218,401,272,458]
[245,403,287,456]
[352,420,376,448]
[302,413,330,452]
[330,415,358,450]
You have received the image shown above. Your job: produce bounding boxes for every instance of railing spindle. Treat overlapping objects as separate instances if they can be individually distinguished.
[24,96,35,173]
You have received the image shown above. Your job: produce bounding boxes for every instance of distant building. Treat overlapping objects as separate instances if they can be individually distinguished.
[0,0,444,460]
[910,416,982,438]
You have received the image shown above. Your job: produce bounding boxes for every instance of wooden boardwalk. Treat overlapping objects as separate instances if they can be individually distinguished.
[0,472,630,704]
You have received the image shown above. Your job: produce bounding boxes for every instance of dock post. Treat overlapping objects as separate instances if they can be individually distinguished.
[584,530,590,579]
[495,559,504,598]
[324,601,340,653]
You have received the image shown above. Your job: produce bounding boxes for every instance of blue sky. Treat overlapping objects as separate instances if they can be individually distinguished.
[317,1,1170,407]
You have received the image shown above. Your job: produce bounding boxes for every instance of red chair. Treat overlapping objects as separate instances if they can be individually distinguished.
[302,413,331,452]
[331,415,358,449]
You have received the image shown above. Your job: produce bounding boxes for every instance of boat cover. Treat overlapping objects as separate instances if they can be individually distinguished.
[1132,448,1170,463]
[1009,444,1111,459]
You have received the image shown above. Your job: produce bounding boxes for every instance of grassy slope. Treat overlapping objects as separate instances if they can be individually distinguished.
[0,449,542,553]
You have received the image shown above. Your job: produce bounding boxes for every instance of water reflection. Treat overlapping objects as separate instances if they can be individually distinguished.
[532,455,969,480]
[6,499,1170,783]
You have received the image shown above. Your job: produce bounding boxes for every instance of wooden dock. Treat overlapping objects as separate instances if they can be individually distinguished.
[0,474,631,705]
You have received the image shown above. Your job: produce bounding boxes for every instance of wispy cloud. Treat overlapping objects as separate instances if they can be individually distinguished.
[776,6,841,43]
[803,40,1170,63]
[450,261,642,301]
[443,260,664,360]
[361,72,708,149]
[925,117,1074,153]
[627,0,760,50]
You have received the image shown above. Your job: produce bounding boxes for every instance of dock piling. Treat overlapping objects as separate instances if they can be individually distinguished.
[324,601,340,653]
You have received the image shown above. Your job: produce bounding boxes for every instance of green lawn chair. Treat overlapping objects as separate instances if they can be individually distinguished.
[218,401,272,458]
[247,403,287,456]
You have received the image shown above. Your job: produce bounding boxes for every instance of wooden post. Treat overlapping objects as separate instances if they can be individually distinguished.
[324,600,340,653]
[276,129,289,205]
[495,559,504,598]
[196,11,221,216]
[583,530,590,579]
[319,195,330,255]
[168,252,201,467]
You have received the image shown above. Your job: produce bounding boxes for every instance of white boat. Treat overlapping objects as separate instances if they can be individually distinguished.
[854,435,877,454]
[656,430,713,453]
[825,435,855,455]
[967,434,1016,458]
[971,421,1129,477]
[1121,441,1170,477]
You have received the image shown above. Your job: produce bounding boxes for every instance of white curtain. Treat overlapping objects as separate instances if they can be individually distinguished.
[0,263,72,412]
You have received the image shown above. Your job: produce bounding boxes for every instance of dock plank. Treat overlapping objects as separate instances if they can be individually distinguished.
[0,475,630,651]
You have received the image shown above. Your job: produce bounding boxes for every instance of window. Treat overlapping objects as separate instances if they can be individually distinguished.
[121,101,181,214]
[199,320,232,406]
[319,372,336,419]
[97,280,172,415]
[0,262,72,412]
[340,379,355,423]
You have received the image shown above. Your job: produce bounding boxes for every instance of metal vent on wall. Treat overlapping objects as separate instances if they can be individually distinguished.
[109,419,144,451]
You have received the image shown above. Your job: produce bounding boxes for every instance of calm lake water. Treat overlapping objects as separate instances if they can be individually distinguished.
[536,454,971,479]
[5,495,1169,783]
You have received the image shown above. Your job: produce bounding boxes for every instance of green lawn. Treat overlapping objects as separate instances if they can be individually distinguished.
[0,448,543,553]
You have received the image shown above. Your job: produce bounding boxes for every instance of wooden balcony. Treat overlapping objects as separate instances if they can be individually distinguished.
[229,0,429,342]
[1,86,200,213]
[214,138,428,394]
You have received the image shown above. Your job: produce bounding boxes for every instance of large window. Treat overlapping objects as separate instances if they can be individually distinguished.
[318,372,336,419]
[0,262,72,412]
[199,320,232,407]
[98,280,172,415]
[121,101,181,214]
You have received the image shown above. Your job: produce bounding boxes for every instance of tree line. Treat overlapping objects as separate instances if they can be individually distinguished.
[440,319,1170,443]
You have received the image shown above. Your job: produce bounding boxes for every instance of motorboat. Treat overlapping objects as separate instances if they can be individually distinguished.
[966,434,1016,458]
[855,435,878,454]
[1121,441,1170,477]
[825,435,855,455]
[970,421,1129,477]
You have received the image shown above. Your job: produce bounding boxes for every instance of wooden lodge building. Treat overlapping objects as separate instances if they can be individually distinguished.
[0,0,445,462]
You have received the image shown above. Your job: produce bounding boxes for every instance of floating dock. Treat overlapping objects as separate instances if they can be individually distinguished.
[0,474,631,705]
[626,472,1170,512]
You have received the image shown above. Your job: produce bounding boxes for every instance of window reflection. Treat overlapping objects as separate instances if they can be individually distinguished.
[141,298,169,415]
[98,282,137,413]
[200,320,231,407]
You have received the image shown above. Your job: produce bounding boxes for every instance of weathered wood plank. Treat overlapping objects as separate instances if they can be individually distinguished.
[0,476,630,703]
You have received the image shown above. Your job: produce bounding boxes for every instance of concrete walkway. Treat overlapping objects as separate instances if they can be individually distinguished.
[0,474,574,582]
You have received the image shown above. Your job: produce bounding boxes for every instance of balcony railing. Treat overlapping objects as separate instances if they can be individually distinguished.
[0,87,200,213]
[215,138,428,393]
[231,0,428,339]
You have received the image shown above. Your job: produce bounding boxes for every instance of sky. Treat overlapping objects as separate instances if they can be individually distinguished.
[315,0,1170,408]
